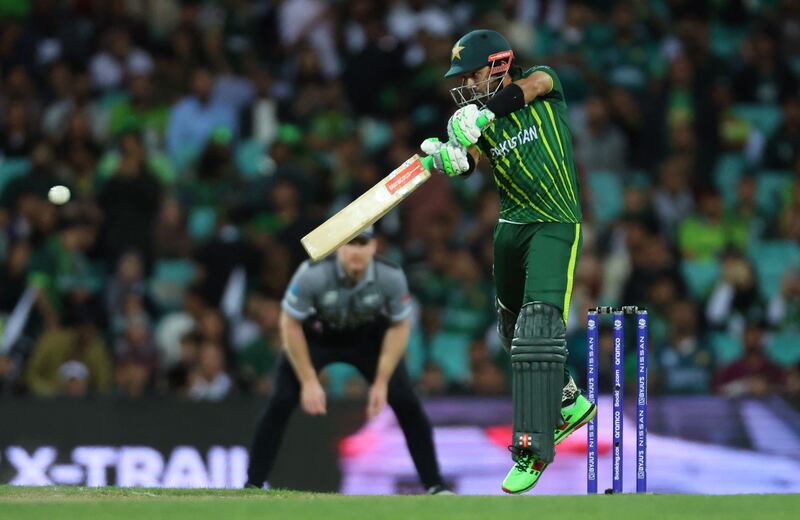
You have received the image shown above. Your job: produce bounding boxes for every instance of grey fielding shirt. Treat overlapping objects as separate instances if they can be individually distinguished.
[281,256,412,330]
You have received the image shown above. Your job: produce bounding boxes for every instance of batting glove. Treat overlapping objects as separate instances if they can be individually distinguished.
[421,138,470,177]
[447,104,495,147]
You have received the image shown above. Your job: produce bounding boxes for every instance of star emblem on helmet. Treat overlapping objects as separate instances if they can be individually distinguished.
[451,42,465,61]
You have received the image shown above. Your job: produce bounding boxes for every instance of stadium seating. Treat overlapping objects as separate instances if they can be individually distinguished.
[430,332,472,384]
[766,331,800,367]
[709,332,743,366]
[149,259,196,311]
[710,22,746,59]
[748,241,800,299]
[755,171,792,216]
[714,154,747,206]
[587,170,624,224]
[235,139,269,179]
[731,104,783,139]
[681,259,722,299]
[0,158,31,193]
[188,206,218,241]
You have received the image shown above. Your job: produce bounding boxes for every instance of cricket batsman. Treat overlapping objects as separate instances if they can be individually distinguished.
[420,29,596,493]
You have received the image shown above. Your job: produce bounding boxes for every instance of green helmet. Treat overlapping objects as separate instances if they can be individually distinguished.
[445,29,513,79]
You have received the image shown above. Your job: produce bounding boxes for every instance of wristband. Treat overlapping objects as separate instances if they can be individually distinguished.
[485,82,525,118]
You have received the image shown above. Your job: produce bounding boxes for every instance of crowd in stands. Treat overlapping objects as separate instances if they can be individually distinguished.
[1,0,799,401]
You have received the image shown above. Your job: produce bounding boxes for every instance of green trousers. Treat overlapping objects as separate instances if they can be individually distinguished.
[494,221,582,406]
[493,221,582,322]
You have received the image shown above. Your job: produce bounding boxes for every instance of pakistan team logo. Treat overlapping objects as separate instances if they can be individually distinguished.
[451,42,464,61]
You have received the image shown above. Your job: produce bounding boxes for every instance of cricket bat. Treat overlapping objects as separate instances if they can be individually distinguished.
[301,154,435,261]
[301,113,491,261]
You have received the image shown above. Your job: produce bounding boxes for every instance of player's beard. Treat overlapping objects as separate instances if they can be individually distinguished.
[450,73,506,108]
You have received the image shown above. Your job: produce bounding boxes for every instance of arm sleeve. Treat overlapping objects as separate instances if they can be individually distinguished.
[281,262,319,320]
[527,65,564,101]
[383,269,413,322]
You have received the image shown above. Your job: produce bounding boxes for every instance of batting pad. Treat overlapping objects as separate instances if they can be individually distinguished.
[510,303,567,463]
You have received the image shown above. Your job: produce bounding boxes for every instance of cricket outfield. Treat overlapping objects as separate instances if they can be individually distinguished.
[1,486,797,520]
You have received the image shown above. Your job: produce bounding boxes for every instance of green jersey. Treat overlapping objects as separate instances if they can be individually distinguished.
[478,66,582,224]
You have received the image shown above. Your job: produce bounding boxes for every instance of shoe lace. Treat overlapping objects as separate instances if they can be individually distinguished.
[508,446,532,473]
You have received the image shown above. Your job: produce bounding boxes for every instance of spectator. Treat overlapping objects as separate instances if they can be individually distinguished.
[440,249,493,339]
[152,197,193,260]
[57,361,90,398]
[658,300,713,394]
[779,176,800,240]
[0,142,59,215]
[166,331,202,396]
[188,342,232,401]
[25,313,112,396]
[155,289,207,368]
[713,320,785,397]
[622,233,683,309]
[166,67,237,170]
[237,294,281,396]
[55,106,102,158]
[277,0,338,78]
[41,61,75,140]
[89,26,154,90]
[653,155,694,239]
[238,67,278,147]
[607,86,651,168]
[761,97,800,170]
[0,101,37,158]
[97,133,162,267]
[108,72,169,146]
[105,251,148,326]
[678,190,746,260]
[0,240,31,314]
[197,309,231,354]
[114,315,158,398]
[469,340,506,395]
[573,96,629,175]
[417,361,448,396]
[0,65,40,121]
[193,221,263,306]
[733,29,797,105]
[27,213,97,328]
[706,250,765,335]
[767,269,800,332]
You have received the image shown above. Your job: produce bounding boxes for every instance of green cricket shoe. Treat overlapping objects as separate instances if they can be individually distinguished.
[554,394,597,445]
[501,448,547,494]
[501,394,597,494]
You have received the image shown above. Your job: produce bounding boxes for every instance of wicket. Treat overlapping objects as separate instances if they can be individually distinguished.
[586,306,648,494]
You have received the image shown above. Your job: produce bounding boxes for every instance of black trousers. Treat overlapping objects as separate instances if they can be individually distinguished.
[246,320,444,489]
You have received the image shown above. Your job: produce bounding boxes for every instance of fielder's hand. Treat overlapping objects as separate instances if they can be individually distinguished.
[447,104,495,147]
[420,137,470,177]
[366,382,388,419]
[300,379,327,415]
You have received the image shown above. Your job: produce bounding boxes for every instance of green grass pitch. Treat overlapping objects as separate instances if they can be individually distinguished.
[1,486,797,520]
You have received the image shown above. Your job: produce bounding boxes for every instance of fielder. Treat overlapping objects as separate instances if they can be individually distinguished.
[421,29,596,493]
[245,227,450,494]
